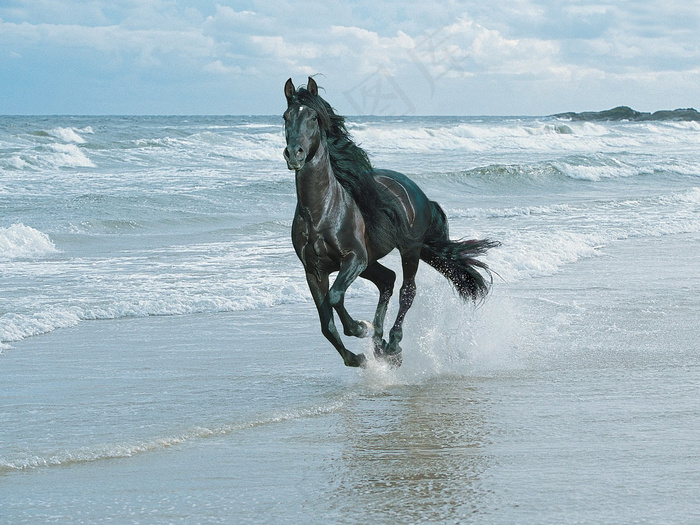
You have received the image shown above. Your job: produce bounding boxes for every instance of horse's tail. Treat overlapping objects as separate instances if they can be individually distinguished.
[420,200,500,303]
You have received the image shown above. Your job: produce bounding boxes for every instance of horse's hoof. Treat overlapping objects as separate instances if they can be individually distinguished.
[373,338,388,358]
[357,320,373,338]
[385,351,402,368]
[344,320,373,338]
[345,353,367,368]
[378,347,402,368]
[386,342,402,356]
[372,339,402,368]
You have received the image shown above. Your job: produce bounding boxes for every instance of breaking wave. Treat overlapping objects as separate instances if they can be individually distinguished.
[0,224,58,261]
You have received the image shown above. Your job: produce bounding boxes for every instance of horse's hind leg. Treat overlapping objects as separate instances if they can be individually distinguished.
[360,262,396,357]
[385,250,420,365]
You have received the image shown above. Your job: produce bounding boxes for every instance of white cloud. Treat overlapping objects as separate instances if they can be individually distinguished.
[207,5,257,26]
[1,0,699,113]
[2,19,212,55]
[247,35,328,75]
[428,19,561,79]
[248,15,566,82]
[329,26,413,74]
[563,4,611,17]
[203,59,241,75]
[250,36,321,61]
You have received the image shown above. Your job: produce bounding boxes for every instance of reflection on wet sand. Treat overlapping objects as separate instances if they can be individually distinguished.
[330,376,491,522]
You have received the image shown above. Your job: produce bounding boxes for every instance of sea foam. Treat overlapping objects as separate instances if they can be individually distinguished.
[47,127,89,143]
[451,186,700,283]
[0,224,58,261]
[46,143,96,168]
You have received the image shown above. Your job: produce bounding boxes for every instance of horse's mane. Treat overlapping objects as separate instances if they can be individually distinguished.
[290,85,408,249]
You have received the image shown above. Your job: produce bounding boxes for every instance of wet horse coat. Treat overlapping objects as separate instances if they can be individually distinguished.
[284,77,499,367]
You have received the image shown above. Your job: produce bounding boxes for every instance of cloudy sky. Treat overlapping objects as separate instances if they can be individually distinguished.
[1,0,699,115]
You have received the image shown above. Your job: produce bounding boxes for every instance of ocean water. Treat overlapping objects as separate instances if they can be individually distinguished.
[1,114,700,523]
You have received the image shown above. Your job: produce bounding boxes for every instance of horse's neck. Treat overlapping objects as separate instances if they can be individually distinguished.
[295,141,343,220]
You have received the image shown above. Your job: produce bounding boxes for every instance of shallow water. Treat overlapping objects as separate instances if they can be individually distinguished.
[2,115,700,522]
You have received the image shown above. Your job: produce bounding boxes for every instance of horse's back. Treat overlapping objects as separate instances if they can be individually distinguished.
[373,169,431,228]
[373,169,428,199]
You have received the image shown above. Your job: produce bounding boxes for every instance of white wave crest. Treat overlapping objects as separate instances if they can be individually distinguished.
[131,131,285,163]
[488,230,604,282]
[453,186,700,282]
[2,154,29,170]
[46,143,96,168]
[0,278,313,346]
[0,309,81,343]
[221,132,285,161]
[352,123,486,153]
[347,118,700,176]
[0,224,58,261]
[553,157,640,181]
[47,127,87,143]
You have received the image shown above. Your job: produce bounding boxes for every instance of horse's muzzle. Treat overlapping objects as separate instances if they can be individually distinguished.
[284,145,305,171]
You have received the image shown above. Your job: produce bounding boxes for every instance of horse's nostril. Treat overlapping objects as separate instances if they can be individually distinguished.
[296,148,304,160]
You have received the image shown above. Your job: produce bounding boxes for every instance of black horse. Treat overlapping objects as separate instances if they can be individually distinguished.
[284,77,499,368]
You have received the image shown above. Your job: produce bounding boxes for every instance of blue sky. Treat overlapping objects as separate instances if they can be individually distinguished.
[1,0,699,115]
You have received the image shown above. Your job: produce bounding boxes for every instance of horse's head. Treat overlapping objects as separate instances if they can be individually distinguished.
[283,77,322,171]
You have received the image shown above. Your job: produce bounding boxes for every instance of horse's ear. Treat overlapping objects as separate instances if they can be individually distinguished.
[307,76,318,97]
[284,78,295,103]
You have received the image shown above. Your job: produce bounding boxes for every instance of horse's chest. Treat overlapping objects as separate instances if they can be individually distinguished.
[292,216,339,274]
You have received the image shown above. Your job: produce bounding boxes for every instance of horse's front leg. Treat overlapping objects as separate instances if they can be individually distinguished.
[335,297,374,339]
[306,270,367,368]
[327,252,372,340]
